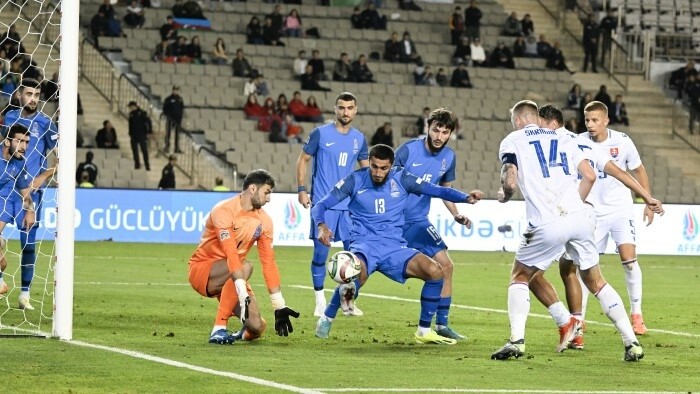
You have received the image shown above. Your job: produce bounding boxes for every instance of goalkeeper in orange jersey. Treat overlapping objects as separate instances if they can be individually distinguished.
[188,169,300,344]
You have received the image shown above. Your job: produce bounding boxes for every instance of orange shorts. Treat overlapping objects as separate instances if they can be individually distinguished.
[188,259,255,298]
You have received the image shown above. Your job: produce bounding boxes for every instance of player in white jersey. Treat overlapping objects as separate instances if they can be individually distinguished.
[528,104,665,351]
[490,100,652,362]
[574,100,653,336]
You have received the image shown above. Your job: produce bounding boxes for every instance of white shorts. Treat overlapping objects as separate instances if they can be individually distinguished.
[594,208,636,253]
[516,207,599,271]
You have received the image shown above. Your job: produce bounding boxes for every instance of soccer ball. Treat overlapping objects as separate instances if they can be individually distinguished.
[327,251,362,284]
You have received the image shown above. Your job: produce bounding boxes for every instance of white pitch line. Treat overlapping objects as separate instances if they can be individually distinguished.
[312,389,686,394]
[72,281,700,338]
[68,340,322,394]
[288,285,700,339]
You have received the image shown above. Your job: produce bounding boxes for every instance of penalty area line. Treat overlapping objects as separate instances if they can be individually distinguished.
[312,389,686,394]
[67,340,322,394]
[288,285,700,339]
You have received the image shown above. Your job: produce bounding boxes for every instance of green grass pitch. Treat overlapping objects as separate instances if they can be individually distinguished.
[1,242,699,393]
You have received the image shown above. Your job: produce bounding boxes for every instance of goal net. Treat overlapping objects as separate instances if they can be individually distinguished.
[0,0,77,339]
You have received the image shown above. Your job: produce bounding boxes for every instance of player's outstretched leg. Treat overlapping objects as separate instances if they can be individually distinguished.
[18,228,37,310]
[339,278,362,316]
[622,256,646,335]
[311,239,330,317]
[315,285,343,338]
[432,252,464,340]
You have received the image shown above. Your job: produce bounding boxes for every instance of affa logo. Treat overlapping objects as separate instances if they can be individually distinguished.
[284,199,302,230]
[683,210,698,241]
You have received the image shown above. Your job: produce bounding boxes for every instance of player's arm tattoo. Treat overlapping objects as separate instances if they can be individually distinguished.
[500,163,517,202]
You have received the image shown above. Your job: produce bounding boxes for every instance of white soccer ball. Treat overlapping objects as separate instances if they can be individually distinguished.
[327,251,362,284]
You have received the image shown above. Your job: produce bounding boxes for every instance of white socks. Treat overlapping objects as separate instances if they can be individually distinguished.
[508,283,530,342]
[548,301,572,327]
[623,260,643,315]
[595,284,637,346]
[211,325,227,335]
[315,290,326,304]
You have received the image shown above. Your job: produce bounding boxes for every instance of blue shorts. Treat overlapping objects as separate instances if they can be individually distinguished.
[0,196,13,225]
[350,240,420,284]
[402,219,447,258]
[11,190,43,230]
[309,209,352,243]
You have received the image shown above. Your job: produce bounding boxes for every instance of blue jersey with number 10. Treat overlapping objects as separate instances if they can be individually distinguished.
[3,109,58,181]
[395,137,456,223]
[303,122,368,211]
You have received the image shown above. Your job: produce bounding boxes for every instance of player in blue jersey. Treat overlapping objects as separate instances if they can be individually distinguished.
[394,107,479,341]
[295,92,369,317]
[311,144,482,344]
[0,125,42,299]
[2,78,58,310]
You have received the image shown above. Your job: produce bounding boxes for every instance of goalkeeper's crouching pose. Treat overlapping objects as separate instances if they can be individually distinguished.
[188,169,299,344]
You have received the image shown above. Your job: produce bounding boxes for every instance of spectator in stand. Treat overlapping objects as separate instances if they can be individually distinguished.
[96,120,119,149]
[232,48,253,78]
[546,41,575,74]
[333,52,353,82]
[154,39,171,61]
[98,0,116,19]
[384,31,402,63]
[449,6,465,45]
[169,36,188,58]
[577,92,593,132]
[213,177,230,191]
[582,13,600,73]
[490,41,515,69]
[305,95,324,123]
[302,64,332,91]
[308,50,327,80]
[282,113,304,143]
[400,32,422,64]
[523,35,538,57]
[187,36,205,64]
[414,63,434,86]
[502,12,522,37]
[371,122,394,147]
[263,97,277,115]
[289,91,309,121]
[269,119,289,143]
[284,9,303,38]
[436,67,448,87]
[686,74,700,134]
[159,15,177,42]
[124,0,145,28]
[293,50,308,79]
[76,151,98,185]
[127,101,151,171]
[470,38,486,67]
[610,94,629,126]
[536,34,553,58]
[415,107,430,134]
[41,72,59,106]
[450,62,473,88]
[594,84,612,109]
[360,2,387,30]
[158,154,177,190]
[163,85,184,153]
[599,9,617,67]
[399,0,422,11]
[566,83,582,109]
[669,60,697,98]
[243,75,257,96]
[262,16,285,46]
[351,54,375,83]
[463,0,482,40]
[211,37,227,65]
[90,11,108,48]
[521,14,534,37]
[277,94,291,119]
[268,4,284,38]
[78,172,95,188]
[512,36,526,57]
[351,7,363,29]
[452,36,471,66]
[246,16,264,45]
[244,94,266,121]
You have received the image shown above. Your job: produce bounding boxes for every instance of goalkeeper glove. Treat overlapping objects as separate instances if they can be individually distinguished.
[274,307,300,337]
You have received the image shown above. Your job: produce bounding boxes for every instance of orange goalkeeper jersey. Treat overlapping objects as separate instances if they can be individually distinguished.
[189,195,281,290]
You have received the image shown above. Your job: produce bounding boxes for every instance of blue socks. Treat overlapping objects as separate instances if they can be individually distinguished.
[436,296,452,327]
[419,279,442,328]
[20,227,37,292]
[311,239,330,290]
